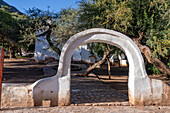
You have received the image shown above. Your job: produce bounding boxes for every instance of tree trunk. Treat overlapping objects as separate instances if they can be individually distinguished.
[9,47,12,59]
[82,50,111,76]
[37,29,61,55]
[12,47,15,58]
[107,56,111,79]
[133,32,170,78]
[117,54,120,67]
[19,48,22,56]
[45,29,61,55]
[9,42,15,59]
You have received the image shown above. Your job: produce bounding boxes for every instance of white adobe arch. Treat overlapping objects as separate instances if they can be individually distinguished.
[32,28,167,106]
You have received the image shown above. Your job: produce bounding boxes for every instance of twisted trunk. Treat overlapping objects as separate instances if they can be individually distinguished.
[36,29,61,55]
[133,32,170,77]
[82,49,111,76]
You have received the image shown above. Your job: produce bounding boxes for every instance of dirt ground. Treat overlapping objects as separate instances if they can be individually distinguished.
[2,58,129,95]
[3,58,46,83]
[2,58,170,99]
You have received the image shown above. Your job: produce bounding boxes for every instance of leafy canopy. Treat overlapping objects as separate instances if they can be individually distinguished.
[78,0,170,59]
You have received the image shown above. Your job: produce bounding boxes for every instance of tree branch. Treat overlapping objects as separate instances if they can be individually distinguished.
[81,48,112,77]
[133,33,170,77]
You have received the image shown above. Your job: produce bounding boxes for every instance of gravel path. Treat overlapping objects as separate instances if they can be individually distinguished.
[71,73,128,105]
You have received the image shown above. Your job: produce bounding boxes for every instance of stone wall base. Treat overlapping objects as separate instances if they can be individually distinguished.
[1,83,34,108]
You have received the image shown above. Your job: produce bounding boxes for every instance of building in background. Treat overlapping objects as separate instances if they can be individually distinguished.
[34,36,128,66]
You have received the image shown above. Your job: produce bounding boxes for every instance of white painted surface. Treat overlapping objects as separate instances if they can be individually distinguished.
[72,48,81,61]
[120,60,127,66]
[1,83,34,108]
[34,36,59,60]
[34,36,100,62]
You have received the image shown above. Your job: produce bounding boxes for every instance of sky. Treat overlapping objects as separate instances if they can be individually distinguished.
[3,0,79,13]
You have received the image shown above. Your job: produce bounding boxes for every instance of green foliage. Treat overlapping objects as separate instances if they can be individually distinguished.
[87,43,107,57]
[21,7,79,54]
[78,0,170,58]
[78,0,132,31]
[0,8,18,42]
[0,6,35,59]
[0,5,29,45]
[77,0,170,74]
[168,62,170,68]
[53,8,79,45]
[126,0,169,59]
[141,0,170,59]
[19,8,58,46]
[78,0,131,56]
[147,63,161,75]
[147,36,170,58]
[87,42,123,58]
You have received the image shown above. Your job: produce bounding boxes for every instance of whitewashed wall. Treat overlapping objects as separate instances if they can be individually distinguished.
[34,36,59,60]
[34,36,100,62]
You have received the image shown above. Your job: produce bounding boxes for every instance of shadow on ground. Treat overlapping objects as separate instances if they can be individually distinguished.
[3,59,129,105]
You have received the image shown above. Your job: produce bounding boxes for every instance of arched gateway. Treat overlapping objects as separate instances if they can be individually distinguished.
[32,28,169,106]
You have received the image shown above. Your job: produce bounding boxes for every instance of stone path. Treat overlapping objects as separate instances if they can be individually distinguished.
[70,64,129,106]
[71,73,129,105]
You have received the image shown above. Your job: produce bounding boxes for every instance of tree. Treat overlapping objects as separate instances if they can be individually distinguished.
[19,8,59,54]
[53,8,79,45]
[21,8,79,55]
[78,0,170,77]
[0,7,16,45]
[0,6,21,58]
[78,0,131,77]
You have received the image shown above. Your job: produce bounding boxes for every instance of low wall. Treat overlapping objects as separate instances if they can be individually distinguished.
[1,83,34,108]
[129,78,170,106]
[0,74,170,108]
[161,81,170,105]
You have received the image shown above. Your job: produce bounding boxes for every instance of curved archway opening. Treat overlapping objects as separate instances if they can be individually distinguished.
[70,42,129,105]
